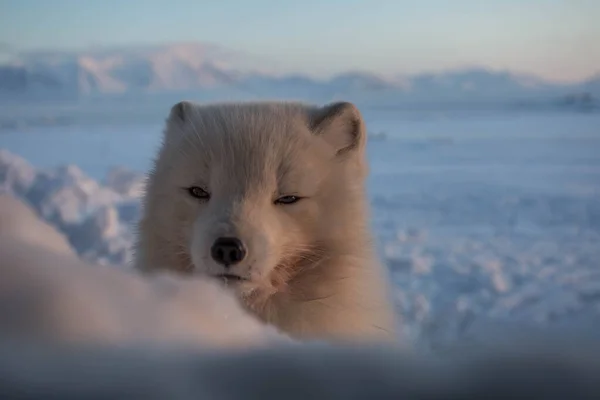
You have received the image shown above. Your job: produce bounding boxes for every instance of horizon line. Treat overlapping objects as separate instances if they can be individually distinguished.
[1,40,598,85]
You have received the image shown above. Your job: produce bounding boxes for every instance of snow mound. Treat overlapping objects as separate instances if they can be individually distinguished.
[0,150,140,266]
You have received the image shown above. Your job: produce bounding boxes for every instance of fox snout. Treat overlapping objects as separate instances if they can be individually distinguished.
[210,236,247,267]
[190,201,283,281]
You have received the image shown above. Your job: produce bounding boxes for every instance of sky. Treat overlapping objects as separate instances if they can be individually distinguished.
[0,0,598,82]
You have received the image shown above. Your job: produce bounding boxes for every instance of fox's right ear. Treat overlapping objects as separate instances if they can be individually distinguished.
[167,100,192,125]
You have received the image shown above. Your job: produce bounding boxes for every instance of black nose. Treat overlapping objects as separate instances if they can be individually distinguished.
[210,237,247,266]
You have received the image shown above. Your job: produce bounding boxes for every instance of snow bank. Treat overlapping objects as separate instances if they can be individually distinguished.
[0,149,139,266]
[1,338,599,399]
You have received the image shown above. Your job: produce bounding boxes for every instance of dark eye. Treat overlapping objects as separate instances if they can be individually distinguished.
[275,195,301,205]
[187,186,210,200]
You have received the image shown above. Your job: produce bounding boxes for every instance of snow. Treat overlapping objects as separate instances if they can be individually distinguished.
[2,338,600,399]
[1,109,599,350]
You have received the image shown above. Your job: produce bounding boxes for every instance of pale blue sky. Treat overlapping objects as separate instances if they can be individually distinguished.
[1,0,598,82]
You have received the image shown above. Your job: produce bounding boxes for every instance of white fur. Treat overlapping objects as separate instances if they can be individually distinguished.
[134,100,400,343]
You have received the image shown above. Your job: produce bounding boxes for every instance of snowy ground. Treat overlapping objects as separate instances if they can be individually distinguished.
[1,108,599,348]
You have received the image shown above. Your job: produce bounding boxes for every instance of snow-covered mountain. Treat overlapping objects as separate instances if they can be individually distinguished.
[1,42,598,106]
[0,43,266,98]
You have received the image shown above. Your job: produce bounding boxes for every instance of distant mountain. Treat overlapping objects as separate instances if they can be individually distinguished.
[0,42,598,107]
[0,43,265,99]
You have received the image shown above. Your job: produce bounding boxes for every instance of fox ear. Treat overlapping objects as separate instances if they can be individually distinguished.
[167,100,193,125]
[163,101,194,142]
[309,101,366,156]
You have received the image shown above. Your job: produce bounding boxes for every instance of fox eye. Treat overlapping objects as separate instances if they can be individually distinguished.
[274,195,302,205]
[186,186,210,200]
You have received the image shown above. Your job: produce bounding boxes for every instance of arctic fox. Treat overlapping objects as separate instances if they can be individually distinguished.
[134,100,399,343]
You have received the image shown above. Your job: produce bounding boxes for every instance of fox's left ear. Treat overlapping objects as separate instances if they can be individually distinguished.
[309,101,366,156]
